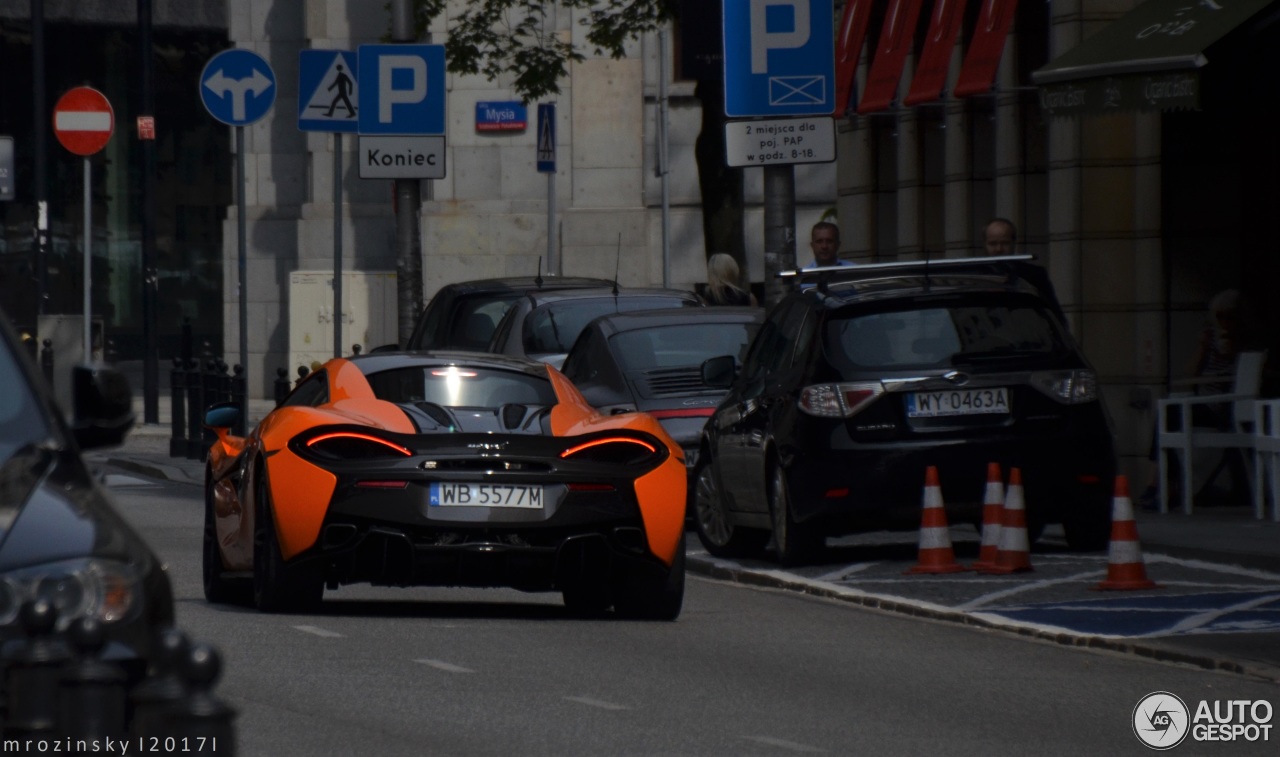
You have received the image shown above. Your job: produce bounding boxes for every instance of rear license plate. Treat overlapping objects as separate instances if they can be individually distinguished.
[906,388,1010,417]
[428,483,544,509]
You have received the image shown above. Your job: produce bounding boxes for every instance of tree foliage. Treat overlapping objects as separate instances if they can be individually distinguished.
[409,0,675,103]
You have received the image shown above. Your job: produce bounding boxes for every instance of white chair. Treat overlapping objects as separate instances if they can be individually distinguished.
[1157,350,1267,515]
[1254,398,1280,522]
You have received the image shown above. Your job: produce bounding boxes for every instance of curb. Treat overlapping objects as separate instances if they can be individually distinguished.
[106,457,202,485]
[687,555,1280,684]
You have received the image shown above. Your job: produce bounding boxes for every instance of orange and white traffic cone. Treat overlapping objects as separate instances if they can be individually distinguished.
[905,466,968,574]
[971,462,1004,571]
[979,467,1034,574]
[1095,476,1159,591]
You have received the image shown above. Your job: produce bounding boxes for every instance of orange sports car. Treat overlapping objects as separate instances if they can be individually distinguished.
[201,352,687,619]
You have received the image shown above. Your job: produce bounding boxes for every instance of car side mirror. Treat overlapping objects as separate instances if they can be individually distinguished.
[204,402,241,430]
[71,364,135,450]
[701,355,737,389]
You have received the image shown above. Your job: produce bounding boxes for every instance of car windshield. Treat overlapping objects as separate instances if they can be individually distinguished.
[824,302,1068,372]
[610,322,758,372]
[0,334,54,463]
[364,365,557,408]
[523,296,695,355]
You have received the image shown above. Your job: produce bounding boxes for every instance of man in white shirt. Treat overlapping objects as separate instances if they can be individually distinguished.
[803,222,850,269]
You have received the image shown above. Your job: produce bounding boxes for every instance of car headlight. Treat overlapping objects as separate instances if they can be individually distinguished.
[1030,369,1098,404]
[0,558,143,630]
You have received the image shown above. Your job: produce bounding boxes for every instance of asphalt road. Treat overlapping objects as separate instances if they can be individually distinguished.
[101,468,1279,756]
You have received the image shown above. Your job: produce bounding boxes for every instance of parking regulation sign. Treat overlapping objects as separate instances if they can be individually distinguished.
[357,44,446,135]
[53,87,114,156]
[722,0,836,118]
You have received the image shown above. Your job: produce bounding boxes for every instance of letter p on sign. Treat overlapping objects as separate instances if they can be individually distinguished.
[750,0,810,74]
[379,55,427,123]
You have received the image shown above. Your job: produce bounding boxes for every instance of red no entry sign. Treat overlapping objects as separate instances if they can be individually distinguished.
[53,87,114,156]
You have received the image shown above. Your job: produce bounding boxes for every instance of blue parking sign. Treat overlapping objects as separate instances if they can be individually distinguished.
[200,49,276,126]
[722,0,835,118]
[357,44,446,135]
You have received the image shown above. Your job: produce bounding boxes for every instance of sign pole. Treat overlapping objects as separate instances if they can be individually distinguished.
[82,156,92,362]
[334,133,343,358]
[237,125,248,422]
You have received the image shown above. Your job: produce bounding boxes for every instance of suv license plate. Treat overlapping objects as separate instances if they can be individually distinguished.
[428,483,544,509]
[906,388,1010,417]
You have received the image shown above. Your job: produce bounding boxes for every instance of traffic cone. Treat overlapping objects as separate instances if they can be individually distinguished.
[971,462,1004,571]
[979,467,1033,574]
[1095,476,1159,590]
[905,466,968,574]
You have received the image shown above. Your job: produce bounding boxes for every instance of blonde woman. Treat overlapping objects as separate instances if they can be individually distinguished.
[702,253,758,307]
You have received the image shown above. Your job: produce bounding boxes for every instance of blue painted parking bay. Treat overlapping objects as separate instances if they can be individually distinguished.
[688,539,1280,639]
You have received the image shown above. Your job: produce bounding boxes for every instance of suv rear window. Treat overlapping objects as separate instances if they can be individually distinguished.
[824,302,1068,371]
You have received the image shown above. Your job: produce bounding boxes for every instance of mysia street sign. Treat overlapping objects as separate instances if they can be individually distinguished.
[53,87,114,156]
[200,48,276,126]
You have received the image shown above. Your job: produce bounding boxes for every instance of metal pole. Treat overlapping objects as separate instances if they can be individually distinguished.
[658,29,671,288]
[334,133,343,358]
[237,126,248,379]
[139,0,158,422]
[82,157,91,362]
[392,0,424,347]
[32,0,48,319]
[762,164,796,308]
[547,170,557,275]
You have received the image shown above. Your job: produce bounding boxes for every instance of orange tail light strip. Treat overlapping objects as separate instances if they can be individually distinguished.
[560,437,657,458]
[356,480,410,489]
[306,432,412,457]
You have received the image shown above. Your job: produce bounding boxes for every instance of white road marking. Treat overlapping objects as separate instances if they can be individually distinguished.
[415,659,474,673]
[1155,592,1280,637]
[743,735,825,753]
[956,571,1107,610]
[564,696,628,711]
[816,563,878,581]
[292,625,343,638]
[103,473,159,488]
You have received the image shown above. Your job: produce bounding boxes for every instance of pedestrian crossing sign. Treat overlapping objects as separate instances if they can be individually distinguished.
[536,103,555,173]
[298,50,359,133]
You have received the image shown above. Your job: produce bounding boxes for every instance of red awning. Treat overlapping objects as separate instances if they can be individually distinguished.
[953,0,1021,97]
[834,0,876,117]
[857,0,927,114]
[903,0,970,106]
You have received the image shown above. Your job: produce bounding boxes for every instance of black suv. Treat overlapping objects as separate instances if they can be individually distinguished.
[693,257,1116,566]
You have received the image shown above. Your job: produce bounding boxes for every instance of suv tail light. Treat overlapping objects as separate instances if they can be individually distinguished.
[1030,370,1098,404]
[799,382,884,417]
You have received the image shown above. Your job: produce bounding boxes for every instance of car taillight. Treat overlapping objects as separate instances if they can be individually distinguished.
[560,436,660,465]
[1030,370,1098,404]
[798,382,883,418]
[306,432,413,459]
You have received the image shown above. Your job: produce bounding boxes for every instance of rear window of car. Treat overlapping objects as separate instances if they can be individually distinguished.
[824,302,1069,372]
[524,296,697,355]
[365,366,556,408]
[445,294,522,351]
[610,322,758,371]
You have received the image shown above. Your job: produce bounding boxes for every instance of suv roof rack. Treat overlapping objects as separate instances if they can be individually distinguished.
[778,255,1039,295]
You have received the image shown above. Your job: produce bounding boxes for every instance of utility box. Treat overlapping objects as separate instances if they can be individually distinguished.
[37,314,105,415]
[288,271,397,376]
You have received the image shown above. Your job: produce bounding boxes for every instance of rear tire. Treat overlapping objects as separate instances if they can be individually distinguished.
[615,532,686,621]
[693,460,768,558]
[253,463,323,613]
[202,469,251,605]
[769,464,824,567]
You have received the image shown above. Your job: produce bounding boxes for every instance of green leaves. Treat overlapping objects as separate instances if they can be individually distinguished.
[410,0,673,103]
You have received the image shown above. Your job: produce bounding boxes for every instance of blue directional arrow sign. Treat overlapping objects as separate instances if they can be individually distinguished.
[357,44,446,135]
[299,50,359,133]
[722,0,835,118]
[200,48,277,126]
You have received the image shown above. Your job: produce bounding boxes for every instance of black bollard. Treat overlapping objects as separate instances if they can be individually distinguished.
[232,365,247,436]
[295,364,310,387]
[351,343,362,356]
[41,338,54,385]
[56,617,127,742]
[129,628,190,744]
[199,356,217,459]
[3,600,72,739]
[215,358,231,407]
[169,358,187,458]
[185,359,203,461]
[274,367,291,407]
[161,644,237,754]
